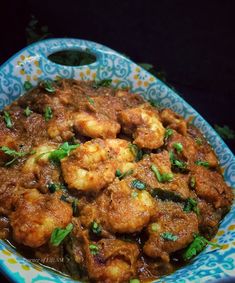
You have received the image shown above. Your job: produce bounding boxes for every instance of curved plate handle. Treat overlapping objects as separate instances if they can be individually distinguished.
[0,38,132,102]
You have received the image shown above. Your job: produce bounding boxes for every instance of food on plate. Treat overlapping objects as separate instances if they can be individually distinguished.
[0,79,233,283]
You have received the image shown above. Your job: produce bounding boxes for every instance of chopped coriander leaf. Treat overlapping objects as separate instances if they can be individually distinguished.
[24,106,33,117]
[87,96,94,105]
[44,106,53,121]
[0,146,34,166]
[41,80,56,93]
[50,223,73,246]
[131,191,138,198]
[195,137,203,145]
[169,150,175,163]
[173,142,183,153]
[72,199,78,216]
[48,183,61,193]
[3,111,12,128]
[195,160,209,168]
[89,244,99,255]
[115,169,122,178]
[130,279,140,283]
[115,169,134,180]
[129,144,143,161]
[174,159,187,169]
[23,81,33,91]
[161,232,178,241]
[49,142,80,163]
[189,176,196,188]
[183,234,222,261]
[131,179,146,190]
[164,128,173,140]
[149,99,159,108]
[169,150,187,171]
[184,198,200,215]
[151,164,174,183]
[92,79,112,89]
[151,223,159,232]
[60,194,68,202]
[90,221,102,235]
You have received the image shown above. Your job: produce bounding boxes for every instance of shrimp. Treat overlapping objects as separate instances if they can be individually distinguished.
[160,108,187,136]
[10,189,72,248]
[118,103,165,149]
[102,178,155,233]
[85,238,139,283]
[22,143,60,192]
[143,200,198,262]
[23,143,57,174]
[74,112,120,139]
[79,177,155,234]
[61,138,135,192]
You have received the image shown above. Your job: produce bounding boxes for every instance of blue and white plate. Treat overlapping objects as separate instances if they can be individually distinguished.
[0,38,234,283]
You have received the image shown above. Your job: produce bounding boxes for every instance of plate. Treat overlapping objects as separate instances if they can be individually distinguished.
[0,38,234,283]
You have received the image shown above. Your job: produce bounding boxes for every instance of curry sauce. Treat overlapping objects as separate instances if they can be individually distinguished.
[0,79,233,282]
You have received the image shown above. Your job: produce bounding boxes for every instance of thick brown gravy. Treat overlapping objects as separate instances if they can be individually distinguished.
[0,79,233,282]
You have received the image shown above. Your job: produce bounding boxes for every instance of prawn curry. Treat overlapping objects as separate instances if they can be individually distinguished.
[0,79,233,282]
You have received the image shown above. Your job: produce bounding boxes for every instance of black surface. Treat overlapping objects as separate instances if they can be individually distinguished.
[0,1,234,151]
[0,1,234,280]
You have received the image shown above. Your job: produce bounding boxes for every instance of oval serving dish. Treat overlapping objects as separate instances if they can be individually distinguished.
[0,38,234,283]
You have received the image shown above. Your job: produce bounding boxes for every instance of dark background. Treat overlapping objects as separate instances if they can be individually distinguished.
[0,1,235,282]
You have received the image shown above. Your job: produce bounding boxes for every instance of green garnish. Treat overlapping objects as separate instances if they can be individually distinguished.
[169,150,187,171]
[195,160,209,168]
[24,106,33,117]
[50,223,73,246]
[92,79,112,89]
[115,169,134,180]
[183,234,222,261]
[87,96,94,105]
[49,142,80,163]
[131,179,146,190]
[131,191,138,198]
[184,198,200,215]
[214,124,235,140]
[23,81,33,91]
[0,146,34,166]
[164,128,173,140]
[129,144,143,162]
[173,142,183,153]
[41,80,56,93]
[151,164,174,182]
[90,221,102,235]
[60,194,68,202]
[129,279,140,283]
[189,176,196,188]
[161,232,178,241]
[3,111,12,128]
[44,106,53,121]
[195,137,203,145]
[48,182,61,193]
[151,223,159,232]
[72,199,78,216]
[149,99,159,108]
[89,244,99,255]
